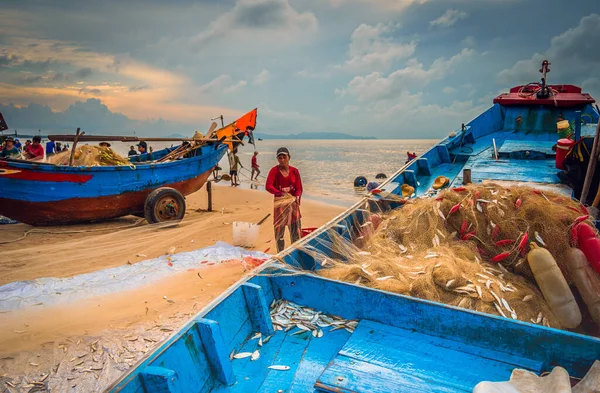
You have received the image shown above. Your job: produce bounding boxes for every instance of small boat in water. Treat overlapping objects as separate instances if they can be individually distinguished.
[0,109,257,226]
[108,63,600,392]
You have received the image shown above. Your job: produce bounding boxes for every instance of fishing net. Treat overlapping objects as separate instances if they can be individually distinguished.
[273,194,301,227]
[48,146,132,167]
[289,183,596,330]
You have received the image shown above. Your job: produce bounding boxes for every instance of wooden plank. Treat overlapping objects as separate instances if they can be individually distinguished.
[242,283,275,336]
[140,366,183,393]
[195,318,236,386]
[315,356,461,393]
[498,140,556,155]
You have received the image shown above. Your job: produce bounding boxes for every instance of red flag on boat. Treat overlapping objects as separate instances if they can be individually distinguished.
[0,113,8,131]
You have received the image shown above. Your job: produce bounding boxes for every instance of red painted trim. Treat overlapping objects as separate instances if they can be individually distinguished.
[494,84,595,107]
[0,170,212,226]
[0,168,93,183]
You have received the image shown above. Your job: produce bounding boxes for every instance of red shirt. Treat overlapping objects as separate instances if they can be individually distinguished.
[266,166,302,200]
[251,155,258,168]
[25,144,44,159]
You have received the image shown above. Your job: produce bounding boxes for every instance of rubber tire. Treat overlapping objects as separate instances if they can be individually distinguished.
[144,187,186,224]
[354,176,368,188]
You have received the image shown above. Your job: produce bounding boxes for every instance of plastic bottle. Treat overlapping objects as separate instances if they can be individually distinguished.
[577,223,600,275]
[527,243,582,328]
[565,247,600,325]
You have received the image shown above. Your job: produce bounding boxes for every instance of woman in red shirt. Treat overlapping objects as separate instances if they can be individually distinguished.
[265,147,303,252]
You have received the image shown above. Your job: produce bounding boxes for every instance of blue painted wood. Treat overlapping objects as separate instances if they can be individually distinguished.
[242,283,275,336]
[269,273,600,378]
[402,170,417,188]
[498,140,556,156]
[195,319,236,386]
[140,366,182,393]
[416,158,432,176]
[436,145,451,163]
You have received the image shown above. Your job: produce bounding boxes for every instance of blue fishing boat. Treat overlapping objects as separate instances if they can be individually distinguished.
[0,109,258,226]
[107,63,600,392]
[0,142,228,225]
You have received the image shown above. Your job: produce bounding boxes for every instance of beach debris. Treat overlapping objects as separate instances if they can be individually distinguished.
[136,254,147,257]
[167,247,176,255]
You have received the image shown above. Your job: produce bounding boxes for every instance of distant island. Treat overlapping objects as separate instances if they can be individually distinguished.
[254,132,376,140]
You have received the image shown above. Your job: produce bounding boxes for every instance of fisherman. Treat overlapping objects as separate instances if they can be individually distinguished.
[0,137,20,158]
[251,151,261,181]
[24,135,44,160]
[229,148,242,186]
[128,145,138,156]
[136,141,154,161]
[265,147,303,252]
[55,142,63,152]
[46,138,56,156]
[405,151,417,163]
[14,138,21,150]
[99,142,111,148]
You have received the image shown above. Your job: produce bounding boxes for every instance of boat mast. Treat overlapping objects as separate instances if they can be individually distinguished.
[537,60,551,99]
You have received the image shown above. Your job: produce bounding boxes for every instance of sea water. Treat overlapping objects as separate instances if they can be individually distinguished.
[112,139,437,206]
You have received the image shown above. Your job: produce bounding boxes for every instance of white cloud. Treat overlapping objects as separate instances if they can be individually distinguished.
[461,36,476,48]
[342,105,360,114]
[443,87,456,94]
[498,13,600,96]
[253,69,271,85]
[198,75,247,94]
[296,69,331,79]
[191,0,318,49]
[337,48,475,102]
[328,0,429,12]
[430,9,468,29]
[341,23,416,72]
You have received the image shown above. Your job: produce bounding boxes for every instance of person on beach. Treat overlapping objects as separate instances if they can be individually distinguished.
[265,147,303,252]
[24,135,44,160]
[251,151,260,181]
[128,146,138,156]
[229,148,242,186]
[0,137,20,158]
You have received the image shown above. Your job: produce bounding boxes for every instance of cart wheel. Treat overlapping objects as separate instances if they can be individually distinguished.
[144,187,186,224]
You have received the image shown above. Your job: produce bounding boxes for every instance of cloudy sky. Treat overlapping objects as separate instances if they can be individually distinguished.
[0,0,598,138]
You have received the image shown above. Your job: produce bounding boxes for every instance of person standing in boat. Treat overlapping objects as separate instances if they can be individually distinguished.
[24,135,44,160]
[128,146,138,156]
[251,151,260,181]
[265,147,303,252]
[46,138,56,156]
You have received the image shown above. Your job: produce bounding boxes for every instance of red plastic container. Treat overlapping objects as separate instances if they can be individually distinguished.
[577,223,600,275]
[556,138,575,169]
[301,227,318,238]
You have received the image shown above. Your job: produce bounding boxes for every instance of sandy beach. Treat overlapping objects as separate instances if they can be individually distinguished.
[0,185,345,391]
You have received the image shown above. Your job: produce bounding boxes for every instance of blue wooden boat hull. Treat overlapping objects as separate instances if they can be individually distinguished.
[0,144,227,225]
[108,84,600,392]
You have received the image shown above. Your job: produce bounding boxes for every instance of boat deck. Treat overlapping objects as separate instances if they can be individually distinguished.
[110,272,600,393]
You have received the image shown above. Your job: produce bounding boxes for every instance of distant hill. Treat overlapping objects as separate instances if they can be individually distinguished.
[254,132,376,140]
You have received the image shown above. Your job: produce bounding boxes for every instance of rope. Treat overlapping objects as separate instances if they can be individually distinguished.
[0,218,146,245]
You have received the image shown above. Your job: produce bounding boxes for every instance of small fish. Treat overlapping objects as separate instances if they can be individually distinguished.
[251,332,262,340]
[258,337,263,346]
[233,352,253,359]
[445,279,455,288]
[522,295,533,302]
[494,302,507,318]
[268,365,290,371]
[357,251,371,256]
[536,312,543,324]
[251,350,260,361]
[376,276,394,281]
[398,244,408,253]
[476,286,483,299]
[433,234,440,247]
[534,231,546,246]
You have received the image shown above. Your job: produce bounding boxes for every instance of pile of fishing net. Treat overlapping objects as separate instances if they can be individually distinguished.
[48,146,132,166]
[306,183,594,329]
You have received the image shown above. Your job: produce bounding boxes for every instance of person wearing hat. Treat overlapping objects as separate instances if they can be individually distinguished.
[0,137,20,158]
[136,141,153,162]
[24,135,44,160]
[128,145,138,156]
[99,142,111,148]
[265,147,303,252]
[14,138,21,150]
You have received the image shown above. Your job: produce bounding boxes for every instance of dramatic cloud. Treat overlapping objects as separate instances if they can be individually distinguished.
[498,13,600,98]
[337,48,475,102]
[430,9,468,29]
[341,23,416,72]
[253,69,271,85]
[191,0,318,49]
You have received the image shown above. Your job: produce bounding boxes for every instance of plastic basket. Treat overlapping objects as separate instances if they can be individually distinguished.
[232,222,260,247]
